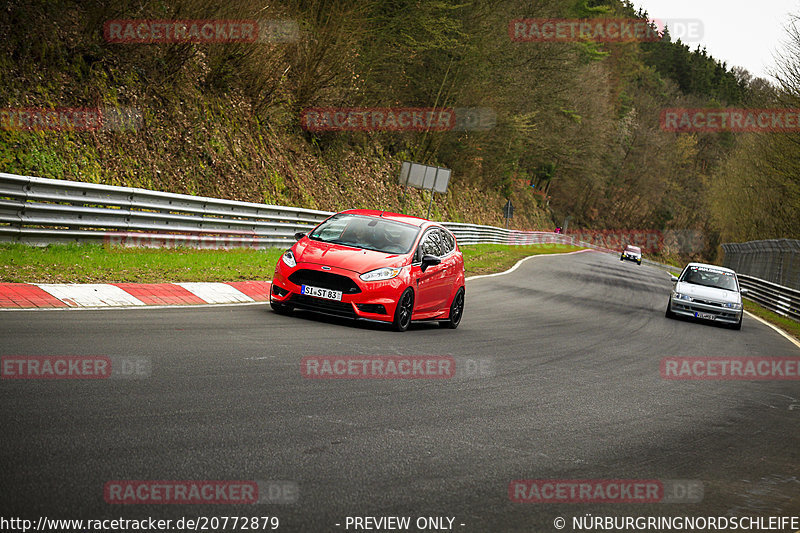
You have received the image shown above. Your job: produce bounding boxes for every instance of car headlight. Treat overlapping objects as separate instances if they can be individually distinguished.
[673,292,692,302]
[360,267,402,282]
[722,302,742,309]
[281,250,296,268]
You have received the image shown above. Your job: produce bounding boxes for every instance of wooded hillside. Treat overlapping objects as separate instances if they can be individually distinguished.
[1,0,797,258]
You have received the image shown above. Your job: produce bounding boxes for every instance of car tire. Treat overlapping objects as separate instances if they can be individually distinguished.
[665,300,676,319]
[441,287,465,329]
[620,256,624,261]
[731,314,742,330]
[637,260,642,265]
[270,301,292,315]
[392,288,414,332]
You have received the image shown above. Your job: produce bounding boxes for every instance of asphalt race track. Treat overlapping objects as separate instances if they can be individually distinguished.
[2,250,799,531]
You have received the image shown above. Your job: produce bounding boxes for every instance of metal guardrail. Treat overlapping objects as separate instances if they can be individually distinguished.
[0,172,649,256]
[0,172,579,249]
[721,239,800,291]
[720,239,800,322]
[737,274,800,322]
[439,221,571,246]
[0,172,333,248]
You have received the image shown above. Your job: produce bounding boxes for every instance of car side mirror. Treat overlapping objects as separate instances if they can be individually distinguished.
[670,275,679,282]
[294,232,306,241]
[740,288,749,295]
[420,254,441,273]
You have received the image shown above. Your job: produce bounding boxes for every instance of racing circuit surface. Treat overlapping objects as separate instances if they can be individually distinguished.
[1,250,799,531]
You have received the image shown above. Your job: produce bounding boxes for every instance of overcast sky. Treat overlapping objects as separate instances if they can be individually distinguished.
[632,0,799,81]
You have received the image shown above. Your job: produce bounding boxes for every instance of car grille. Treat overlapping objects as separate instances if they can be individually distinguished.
[691,298,724,307]
[673,302,738,320]
[289,294,356,318]
[288,269,361,294]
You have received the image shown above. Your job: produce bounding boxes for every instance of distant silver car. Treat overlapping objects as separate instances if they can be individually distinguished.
[620,245,642,265]
[665,263,746,330]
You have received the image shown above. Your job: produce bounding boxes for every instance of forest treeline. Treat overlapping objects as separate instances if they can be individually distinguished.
[1,0,798,259]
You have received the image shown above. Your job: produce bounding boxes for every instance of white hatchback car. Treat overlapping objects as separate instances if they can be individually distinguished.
[620,245,642,265]
[665,263,746,330]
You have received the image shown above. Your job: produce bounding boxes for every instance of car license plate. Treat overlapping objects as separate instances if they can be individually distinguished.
[695,312,715,320]
[301,285,342,301]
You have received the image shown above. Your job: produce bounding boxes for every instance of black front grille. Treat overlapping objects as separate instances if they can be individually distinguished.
[289,294,356,318]
[288,269,361,294]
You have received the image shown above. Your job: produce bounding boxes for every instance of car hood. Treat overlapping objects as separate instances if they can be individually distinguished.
[294,239,407,274]
[675,281,740,303]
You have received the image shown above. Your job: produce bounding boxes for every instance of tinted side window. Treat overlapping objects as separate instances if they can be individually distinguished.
[439,229,455,254]
[420,230,444,257]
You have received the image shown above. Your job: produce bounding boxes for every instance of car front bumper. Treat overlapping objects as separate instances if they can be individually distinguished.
[270,262,405,322]
[621,253,641,262]
[670,297,742,324]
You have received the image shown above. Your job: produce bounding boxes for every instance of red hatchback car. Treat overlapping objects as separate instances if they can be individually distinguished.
[269,209,466,331]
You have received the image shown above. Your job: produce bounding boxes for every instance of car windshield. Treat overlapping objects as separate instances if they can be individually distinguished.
[680,266,738,291]
[625,246,641,253]
[309,214,420,254]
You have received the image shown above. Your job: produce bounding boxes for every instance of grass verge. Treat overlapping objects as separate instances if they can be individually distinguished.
[461,243,583,277]
[0,243,284,283]
[744,300,800,341]
[0,242,584,283]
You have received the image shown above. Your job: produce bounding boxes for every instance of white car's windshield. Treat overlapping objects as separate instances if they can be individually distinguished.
[680,266,738,291]
[309,214,420,254]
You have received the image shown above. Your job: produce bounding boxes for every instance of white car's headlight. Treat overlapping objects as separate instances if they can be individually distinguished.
[722,302,742,309]
[673,292,692,301]
[360,267,402,282]
[281,250,296,268]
